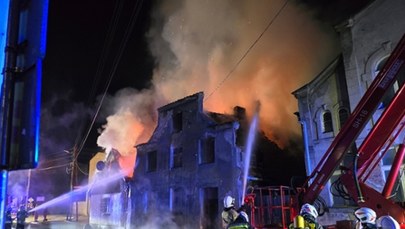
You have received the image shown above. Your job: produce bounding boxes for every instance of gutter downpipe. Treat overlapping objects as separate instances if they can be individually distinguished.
[301,120,312,184]
[295,112,312,184]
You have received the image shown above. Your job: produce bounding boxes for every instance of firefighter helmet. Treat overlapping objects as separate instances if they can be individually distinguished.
[300,203,318,219]
[376,215,400,229]
[224,195,235,208]
[354,207,377,224]
[239,211,249,223]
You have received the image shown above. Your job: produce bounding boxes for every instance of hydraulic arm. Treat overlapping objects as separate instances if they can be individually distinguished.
[301,33,405,206]
[340,83,405,223]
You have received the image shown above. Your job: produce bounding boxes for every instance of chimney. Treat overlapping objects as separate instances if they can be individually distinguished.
[233,106,246,121]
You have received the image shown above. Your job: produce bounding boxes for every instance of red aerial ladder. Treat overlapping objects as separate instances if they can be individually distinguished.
[301,33,405,227]
[244,34,405,229]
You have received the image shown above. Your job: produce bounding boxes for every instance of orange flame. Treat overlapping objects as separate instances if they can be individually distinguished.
[97,0,339,174]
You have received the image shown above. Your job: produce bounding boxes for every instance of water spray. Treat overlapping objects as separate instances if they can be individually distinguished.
[29,171,125,213]
[241,101,260,202]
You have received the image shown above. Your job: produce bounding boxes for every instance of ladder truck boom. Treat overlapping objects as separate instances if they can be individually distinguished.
[301,32,405,207]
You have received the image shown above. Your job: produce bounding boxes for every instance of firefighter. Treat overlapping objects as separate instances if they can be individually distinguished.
[289,203,323,229]
[16,205,28,229]
[222,195,239,229]
[354,207,377,229]
[227,210,253,229]
[27,197,34,211]
[5,207,14,229]
[376,215,400,229]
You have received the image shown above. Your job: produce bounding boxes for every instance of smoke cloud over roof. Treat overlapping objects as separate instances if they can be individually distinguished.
[97,0,340,171]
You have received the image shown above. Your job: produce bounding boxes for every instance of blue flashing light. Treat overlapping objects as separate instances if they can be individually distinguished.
[0,0,10,94]
[34,59,42,166]
[0,171,8,227]
[39,0,49,57]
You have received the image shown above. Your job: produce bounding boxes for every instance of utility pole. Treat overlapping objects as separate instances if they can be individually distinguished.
[67,146,78,221]
[72,146,78,221]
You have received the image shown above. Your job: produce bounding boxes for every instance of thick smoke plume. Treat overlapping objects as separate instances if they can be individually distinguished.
[97,0,339,172]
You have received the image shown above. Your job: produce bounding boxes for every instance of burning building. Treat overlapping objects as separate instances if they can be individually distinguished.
[87,150,131,228]
[88,91,301,228]
[130,92,258,228]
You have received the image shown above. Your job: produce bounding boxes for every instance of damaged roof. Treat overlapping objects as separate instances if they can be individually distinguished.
[205,111,237,125]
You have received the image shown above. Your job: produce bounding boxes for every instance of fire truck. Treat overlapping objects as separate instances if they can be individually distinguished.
[244,33,405,228]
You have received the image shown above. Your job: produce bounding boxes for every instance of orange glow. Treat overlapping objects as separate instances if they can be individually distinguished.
[98,108,155,177]
[97,0,339,172]
[119,153,137,177]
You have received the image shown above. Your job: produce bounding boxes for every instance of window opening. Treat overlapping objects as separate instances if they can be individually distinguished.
[200,137,215,164]
[171,147,183,168]
[147,150,157,172]
[322,111,333,133]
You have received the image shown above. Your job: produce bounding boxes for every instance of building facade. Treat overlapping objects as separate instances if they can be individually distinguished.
[130,92,245,228]
[293,0,405,225]
[88,151,131,228]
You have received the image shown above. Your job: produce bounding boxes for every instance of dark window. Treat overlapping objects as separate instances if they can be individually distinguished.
[338,108,349,129]
[171,147,183,168]
[382,148,396,165]
[376,57,387,72]
[200,137,215,164]
[201,187,218,229]
[147,151,157,172]
[170,188,186,213]
[100,196,111,215]
[322,111,333,133]
[381,86,396,109]
[173,112,183,132]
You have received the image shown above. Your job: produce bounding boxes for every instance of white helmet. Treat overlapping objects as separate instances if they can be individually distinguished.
[376,215,400,229]
[239,211,249,223]
[354,207,377,224]
[224,195,235,208]
[300,203,318,218]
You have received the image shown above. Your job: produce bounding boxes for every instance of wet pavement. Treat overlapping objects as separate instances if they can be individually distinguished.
[11,214,90,229]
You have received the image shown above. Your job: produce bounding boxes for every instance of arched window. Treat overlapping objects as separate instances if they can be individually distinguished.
[375,57,388,75]
[338,108,349,129]
[322,111,333,133]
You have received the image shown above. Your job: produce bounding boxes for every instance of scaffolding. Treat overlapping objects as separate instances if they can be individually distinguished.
[245,186,297,229]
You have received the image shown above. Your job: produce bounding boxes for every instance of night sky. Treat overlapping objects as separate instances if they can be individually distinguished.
[43,0,154,101]
[41,0,154,160]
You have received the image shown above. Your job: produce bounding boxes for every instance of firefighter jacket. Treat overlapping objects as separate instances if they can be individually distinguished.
[356,222,377,229]
[289,214,323,229]
[5,209,13,224]
[227,214,253,229]
[222,207,239,228]
[16,209,28,224]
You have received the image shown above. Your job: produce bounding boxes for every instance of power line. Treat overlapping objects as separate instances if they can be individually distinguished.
[75,161,89,176]
[41,149,73,158]
[74,0,145,174]
[39,156,71,165]
[36,163,70,171]
[73,0,124,149]
[204,0,289,101]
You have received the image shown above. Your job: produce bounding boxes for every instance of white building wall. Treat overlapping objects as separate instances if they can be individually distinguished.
[340,0,405,115]
[338,0,405,192]
[295,0,405,226]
